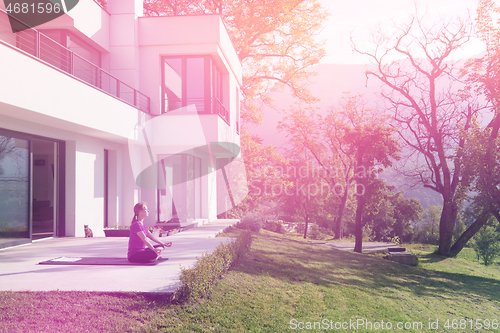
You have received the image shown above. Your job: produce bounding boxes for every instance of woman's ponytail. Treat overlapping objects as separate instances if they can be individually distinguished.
[131,202,146,224]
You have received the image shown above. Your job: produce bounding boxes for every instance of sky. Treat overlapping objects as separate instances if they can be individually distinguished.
[317,0,485,64]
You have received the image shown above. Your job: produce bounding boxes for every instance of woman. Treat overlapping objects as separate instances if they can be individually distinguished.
[127,202,172,263]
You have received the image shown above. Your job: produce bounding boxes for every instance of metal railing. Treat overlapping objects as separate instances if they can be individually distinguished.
[213,98,230,125]
[165,97,231,125]
[0,9,151,114]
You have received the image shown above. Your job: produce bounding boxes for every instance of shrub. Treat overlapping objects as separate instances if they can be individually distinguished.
[263,220,286,234]
[238,213,264,232]
[470,225,500,266]
[319,227,335,238]
[176,230,252,301]
[293,223,334,239]
[391,236,402,246]
[296,223,306,235]
[308,224,320,240]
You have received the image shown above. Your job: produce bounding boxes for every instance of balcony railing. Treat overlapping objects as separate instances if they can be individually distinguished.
[165,97,230,125]
[0,9,151,114]
[213,98,230,125]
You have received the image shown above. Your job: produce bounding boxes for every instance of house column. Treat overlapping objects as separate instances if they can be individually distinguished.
[107,0,142,90]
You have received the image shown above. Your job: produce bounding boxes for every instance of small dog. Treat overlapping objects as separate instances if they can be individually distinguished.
[84,225,93,238]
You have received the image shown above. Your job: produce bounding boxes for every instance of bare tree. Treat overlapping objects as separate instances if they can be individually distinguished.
[0,136,16,176]
[449,0,500,256]
[279,94,400,251]
[353,10,476,255]
[278,99,356,239]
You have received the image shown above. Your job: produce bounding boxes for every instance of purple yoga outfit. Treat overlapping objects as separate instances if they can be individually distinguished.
[127,219,148,258]
[127,219,165,263]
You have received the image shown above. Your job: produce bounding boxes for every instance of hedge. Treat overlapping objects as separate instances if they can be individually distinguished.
[176,230,252,301]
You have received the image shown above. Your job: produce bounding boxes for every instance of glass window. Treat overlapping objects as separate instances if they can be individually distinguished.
[164,58,183,112]
[163,56,223,115]
[186,155,195,219]
[157,154,201,223]
[163,57,205,113]
[0,135,30,246]
[67,32,101,67]
[236,87,240,134]
[195,158,201,218]
[186,58,205,113]
[214,65,222,102]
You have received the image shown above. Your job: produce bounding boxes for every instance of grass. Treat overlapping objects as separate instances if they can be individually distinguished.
[0,291,169,332]
[1,230,500,332]
[153,231,500,332]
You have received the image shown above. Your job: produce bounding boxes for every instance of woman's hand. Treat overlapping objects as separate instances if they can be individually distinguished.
[162,242,172,247]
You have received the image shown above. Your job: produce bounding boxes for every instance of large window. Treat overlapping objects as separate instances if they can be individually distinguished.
[0,135,29,247]
[39,29,101,67]
[236,87,240,134]
[0,130,64,248]
[162,56,229,123]
[157,154,202,223]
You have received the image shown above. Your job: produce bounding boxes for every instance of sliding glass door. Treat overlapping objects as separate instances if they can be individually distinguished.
[32,138,58,240]
[0,134,30,248]
[0,129,64,248]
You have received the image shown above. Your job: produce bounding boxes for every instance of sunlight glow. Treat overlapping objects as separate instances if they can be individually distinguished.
[318,0,485,64]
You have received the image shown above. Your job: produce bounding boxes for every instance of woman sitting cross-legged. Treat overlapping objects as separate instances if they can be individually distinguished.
[127,202,172,263]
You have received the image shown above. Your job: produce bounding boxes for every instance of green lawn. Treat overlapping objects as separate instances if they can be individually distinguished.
[1,230,499,332]
[405,243,500,278]
[153,231,500,332]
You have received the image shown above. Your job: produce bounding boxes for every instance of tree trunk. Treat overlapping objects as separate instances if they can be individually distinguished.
[437,197,460,256]
[303,202,309,239]
[334,182,350,239]
[354,188,365,253]
[449,210,492,257]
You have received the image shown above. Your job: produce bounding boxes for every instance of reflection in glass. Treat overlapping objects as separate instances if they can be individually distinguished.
[186,58,205,112]
[0,136,29,245]
[158,154,201,224]
[164,58,183,112]
[163,56,211,113]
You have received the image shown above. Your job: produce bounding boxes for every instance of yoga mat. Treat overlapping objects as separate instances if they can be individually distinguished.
[39,257,169,266]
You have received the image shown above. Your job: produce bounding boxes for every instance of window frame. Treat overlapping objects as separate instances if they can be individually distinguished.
[162,55,212,114]
[161,55,229,125]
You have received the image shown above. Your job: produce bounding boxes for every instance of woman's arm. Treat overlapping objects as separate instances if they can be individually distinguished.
[137,231,162,254]
[145,229,172,247]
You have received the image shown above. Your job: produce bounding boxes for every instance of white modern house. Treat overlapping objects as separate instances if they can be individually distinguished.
[0,0,243,249]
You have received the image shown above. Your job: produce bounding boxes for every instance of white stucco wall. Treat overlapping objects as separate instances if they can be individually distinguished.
[0,43,141,142]
[138,15,242,116]
[0,114,137,237]
[0,0,243,242]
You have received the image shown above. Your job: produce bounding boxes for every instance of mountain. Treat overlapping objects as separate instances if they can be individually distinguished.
[247,63,443,207]
[247,63,380,148]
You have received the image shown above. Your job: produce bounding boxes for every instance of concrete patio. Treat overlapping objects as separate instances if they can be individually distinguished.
[325,241,398,252]
[0,219,239,294]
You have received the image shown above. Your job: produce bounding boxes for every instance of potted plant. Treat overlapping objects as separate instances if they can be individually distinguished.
[149,225,162,237]
[103,225,130,237]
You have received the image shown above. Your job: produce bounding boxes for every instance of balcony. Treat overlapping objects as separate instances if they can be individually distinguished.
[213,98,230,125]
[164,97,230,125]
[0,9,150,114]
